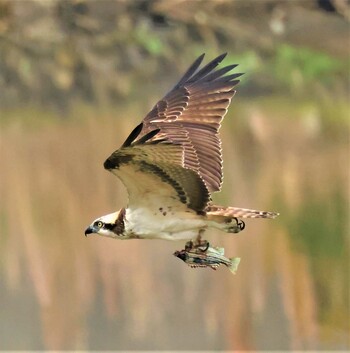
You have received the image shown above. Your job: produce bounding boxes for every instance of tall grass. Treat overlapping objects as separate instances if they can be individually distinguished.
[0,98,348,350]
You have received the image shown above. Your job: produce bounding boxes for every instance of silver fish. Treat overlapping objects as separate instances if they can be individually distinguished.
[174,245,240,274]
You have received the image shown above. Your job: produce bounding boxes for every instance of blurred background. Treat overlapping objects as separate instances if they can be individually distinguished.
[0,0,349,350]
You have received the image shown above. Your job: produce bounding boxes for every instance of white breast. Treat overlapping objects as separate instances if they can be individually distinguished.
[124,206,207,241]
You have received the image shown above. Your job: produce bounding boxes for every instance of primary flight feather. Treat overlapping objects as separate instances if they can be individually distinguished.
[85,53,278,242]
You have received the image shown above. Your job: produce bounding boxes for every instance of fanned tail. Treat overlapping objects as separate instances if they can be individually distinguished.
[206,205,279,219]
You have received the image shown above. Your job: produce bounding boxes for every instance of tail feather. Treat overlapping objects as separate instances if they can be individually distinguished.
[206,205,279,219]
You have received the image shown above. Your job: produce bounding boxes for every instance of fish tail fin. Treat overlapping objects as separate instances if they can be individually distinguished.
[229,257,241,274]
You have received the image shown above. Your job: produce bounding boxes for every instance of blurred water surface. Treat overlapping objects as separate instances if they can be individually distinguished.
[0,93,348,350]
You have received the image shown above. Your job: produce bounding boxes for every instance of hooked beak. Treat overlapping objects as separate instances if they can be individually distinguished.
[85,226,95,236]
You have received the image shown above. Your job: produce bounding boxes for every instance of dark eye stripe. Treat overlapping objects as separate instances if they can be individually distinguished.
[103,223,114,231]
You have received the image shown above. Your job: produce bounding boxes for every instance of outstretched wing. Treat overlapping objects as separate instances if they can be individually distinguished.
[104,127,210,212]
[139,53,242,192]
[104,54,241,212]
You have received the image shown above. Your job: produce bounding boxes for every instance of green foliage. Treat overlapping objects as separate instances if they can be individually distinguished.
[289,194,347,259]
[226,51,262,85]
[1,2,348,111]
[273,44,345,91]
[134,22,165,56]
[283,186,349,327]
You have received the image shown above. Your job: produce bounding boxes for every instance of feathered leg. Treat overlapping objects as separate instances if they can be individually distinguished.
[205,205,278,234]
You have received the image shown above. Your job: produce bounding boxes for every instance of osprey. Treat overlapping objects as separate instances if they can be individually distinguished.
[85,53,278,246]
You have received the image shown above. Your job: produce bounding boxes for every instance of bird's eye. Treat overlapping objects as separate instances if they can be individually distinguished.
[97,221,103,228]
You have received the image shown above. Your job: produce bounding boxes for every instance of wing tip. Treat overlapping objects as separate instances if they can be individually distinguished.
[216,52,227,62]
[121,122,144,148]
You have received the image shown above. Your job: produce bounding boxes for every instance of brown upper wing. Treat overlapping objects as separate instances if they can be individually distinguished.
[104,54,242,212]
[139,53,243,193]
[104,133,210,212]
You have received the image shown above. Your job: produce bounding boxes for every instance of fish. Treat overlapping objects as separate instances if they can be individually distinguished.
[174,245,240,274]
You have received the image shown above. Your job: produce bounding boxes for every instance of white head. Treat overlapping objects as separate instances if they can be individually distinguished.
[85,209,126,239]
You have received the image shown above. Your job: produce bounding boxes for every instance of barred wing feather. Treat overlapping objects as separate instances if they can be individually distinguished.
[139,53,243,193]
[104,54,242,213]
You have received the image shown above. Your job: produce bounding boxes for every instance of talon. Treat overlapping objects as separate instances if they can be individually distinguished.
[198,241,210,252]
[234,217,245,231]
[238,219,245,231]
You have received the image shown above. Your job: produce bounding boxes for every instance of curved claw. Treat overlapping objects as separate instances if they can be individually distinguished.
[197,241,210,252]
[234,217,245,231]
[184,235,209,252]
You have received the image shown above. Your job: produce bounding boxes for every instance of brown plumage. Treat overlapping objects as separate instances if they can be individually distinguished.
[105,53,248,213]
[139,53,241,194]
[85,53,278,244]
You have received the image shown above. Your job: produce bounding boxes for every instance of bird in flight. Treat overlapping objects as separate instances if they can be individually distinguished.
[85,53,279,249]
